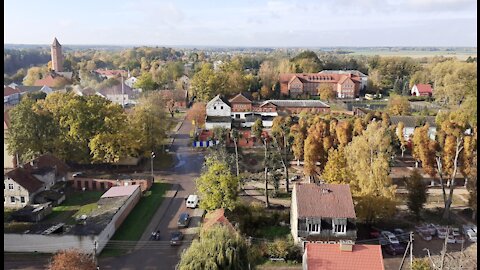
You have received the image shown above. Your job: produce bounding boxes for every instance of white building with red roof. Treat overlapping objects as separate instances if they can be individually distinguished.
[411,83,433,97]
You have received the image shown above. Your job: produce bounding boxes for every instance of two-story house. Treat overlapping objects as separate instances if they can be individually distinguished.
[291,183,357,247]
[4,154,69,209]
[205,95,232,130]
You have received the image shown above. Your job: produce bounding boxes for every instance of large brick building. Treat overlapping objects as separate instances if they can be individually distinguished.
[279,71,364,99]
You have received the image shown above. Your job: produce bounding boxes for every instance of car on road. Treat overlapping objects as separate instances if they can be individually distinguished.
[177,213,191,228]
[383,243,406,256]
[393,228,410,243]
[418,231,432,241]
[170,231,183,246]
[381,231,400,245]
[186,195,199,208]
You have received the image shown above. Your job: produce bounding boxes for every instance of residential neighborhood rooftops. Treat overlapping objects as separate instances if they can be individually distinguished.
[229,92,253,104]
[101,185,140,198]
[414,83,433,94]
[4,86,20,96]
[207,94,231,108]
[305,243,384,270]
[295,183,356,219]
[5,168,44,193]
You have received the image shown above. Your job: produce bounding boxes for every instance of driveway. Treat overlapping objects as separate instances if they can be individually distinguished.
[99,117,204,270]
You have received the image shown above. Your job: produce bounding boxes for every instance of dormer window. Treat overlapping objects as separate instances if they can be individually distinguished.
[306,218,321,234]
[332,218,347,234]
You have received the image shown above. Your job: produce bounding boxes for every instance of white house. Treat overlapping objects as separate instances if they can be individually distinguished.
[205,95,232,130]
[411,84,433,97]
[390,116,436,140]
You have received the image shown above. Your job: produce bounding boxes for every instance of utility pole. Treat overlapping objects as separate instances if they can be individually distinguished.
[410,231,414,269]
[93,240,98,268]
[151,151,155,181]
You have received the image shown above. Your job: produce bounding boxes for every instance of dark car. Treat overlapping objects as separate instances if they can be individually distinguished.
[383,243,406,256]
[177,213,190,228]
[170,231,184,246]
[393,228,410,243]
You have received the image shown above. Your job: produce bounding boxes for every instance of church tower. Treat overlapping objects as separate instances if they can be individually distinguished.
[51,37,64,72]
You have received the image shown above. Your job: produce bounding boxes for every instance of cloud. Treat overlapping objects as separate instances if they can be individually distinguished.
[406,0,476,11]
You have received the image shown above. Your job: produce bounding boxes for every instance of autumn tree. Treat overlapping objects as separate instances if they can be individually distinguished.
[345,122,396,224]
[303,119,331,181]
[318,84,335,101]
[387,94,410,115]
[186,102,206,128]
[251,119,263,142]
[271,116,293,192]
[260,85,273,99]
[48,249,96,270]
[396,122,407,157]
[291,116,309,164]
[195,157,239,211]
[335,121,353,147]
[258,60,278,89]
[190,63,223,101]
[134,72,158,91]
[321,147,353,185]
[404,169,428,219]
[467,155,477,220]
[353,118,364,136]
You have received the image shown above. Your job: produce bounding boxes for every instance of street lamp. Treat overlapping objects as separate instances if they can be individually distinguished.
[151,151,155,181]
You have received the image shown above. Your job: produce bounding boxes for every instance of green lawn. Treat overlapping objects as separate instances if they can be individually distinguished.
[153,152,175,170]
[255,225,290,240]
[42,191,103,224]
[100,182,169,257]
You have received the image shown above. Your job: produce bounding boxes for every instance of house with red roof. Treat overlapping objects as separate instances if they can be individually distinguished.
[279,71,363,98]
[411,84,433,97]
[291,183,357,246]
[4,86,21,105]
[303,242,384,270]
[202,208,236,233]
[4,154,70,209]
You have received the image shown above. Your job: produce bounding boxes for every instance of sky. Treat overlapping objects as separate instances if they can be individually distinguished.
[4,0,477,47]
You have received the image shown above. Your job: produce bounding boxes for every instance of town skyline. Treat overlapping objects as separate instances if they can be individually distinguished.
[5,0,477,47]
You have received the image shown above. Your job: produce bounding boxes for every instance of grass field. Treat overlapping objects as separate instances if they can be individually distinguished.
[255,225,290,240]
[43,191,104,225]
[100,182,169,257]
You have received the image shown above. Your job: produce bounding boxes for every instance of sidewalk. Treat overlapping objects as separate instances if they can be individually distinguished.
[134,184,179,251]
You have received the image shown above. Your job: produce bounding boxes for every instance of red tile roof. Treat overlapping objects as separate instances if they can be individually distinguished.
[229,93,252,104]
[4,86,20,96]
[202,208,236,232]
[94,69,127,77]
[305,243,384,270]
[294,183,356,218]
[415,84,433,94]
[23,154,70,176]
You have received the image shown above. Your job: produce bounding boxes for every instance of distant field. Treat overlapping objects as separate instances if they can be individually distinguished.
[348,50,477,60]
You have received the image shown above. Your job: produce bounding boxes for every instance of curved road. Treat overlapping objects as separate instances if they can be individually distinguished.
[99,118,204,270]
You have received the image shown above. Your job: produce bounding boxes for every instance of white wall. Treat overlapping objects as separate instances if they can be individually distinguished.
[205,122,231,130]
[206,100,231,117]
[291,185,299,244]
[4,178,32,209]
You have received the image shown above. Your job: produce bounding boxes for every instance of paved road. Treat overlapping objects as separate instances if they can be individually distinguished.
[99,117,204,270]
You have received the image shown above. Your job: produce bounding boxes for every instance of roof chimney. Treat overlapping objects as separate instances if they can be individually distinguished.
[339,242,353,252]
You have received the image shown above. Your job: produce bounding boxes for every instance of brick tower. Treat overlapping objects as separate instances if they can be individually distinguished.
[51,37,64,72]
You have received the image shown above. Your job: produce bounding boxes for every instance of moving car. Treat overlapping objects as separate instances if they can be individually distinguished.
[170,231,183,246]
[186,195,199,209]
[381,231,400,245]
[383,243,406,256]
[177,213,191,228]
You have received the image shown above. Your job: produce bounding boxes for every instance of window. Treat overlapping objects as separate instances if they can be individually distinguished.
[214,106,217,110]
[306,219,321,234]
[332,219,347,234]
[10,196,15,203]
[20,196,25,203]
[221,106,224,110]
[8,183,14,190]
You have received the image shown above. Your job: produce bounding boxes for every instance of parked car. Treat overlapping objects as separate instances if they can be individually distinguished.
[170,231,183,246]
[393,228,410,243]
[418,231,432,241]
[466,229,477,242]
[446,235,456,244]
[383,243,406,256]
[426,224,437,235]
[451,228,461,237]
[462,225,475,235]
[455,236,465,244]
[381,231,400,245]
[289,175,301,182]
[186,195,199,208]
[177,213,191,228]
[437,227,448,239]
[72,172,84,178]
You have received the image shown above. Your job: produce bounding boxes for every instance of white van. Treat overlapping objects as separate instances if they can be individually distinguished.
[186,195,199,208]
